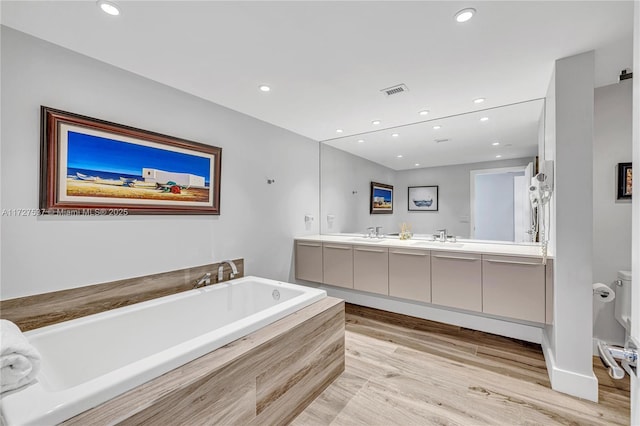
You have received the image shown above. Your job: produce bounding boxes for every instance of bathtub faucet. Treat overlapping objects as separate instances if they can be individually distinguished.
[194,272,211,288]
[218,260,239,282]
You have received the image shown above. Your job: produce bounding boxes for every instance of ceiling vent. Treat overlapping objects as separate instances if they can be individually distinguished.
[381,84,409,96]
[435,138,451,143]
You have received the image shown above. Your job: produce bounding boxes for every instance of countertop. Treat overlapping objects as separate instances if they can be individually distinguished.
[295,234,552,259]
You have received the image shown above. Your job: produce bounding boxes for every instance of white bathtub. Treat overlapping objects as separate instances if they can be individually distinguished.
[0,276,326,425]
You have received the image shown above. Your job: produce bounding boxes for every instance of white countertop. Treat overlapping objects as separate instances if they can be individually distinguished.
[296,234,552,259]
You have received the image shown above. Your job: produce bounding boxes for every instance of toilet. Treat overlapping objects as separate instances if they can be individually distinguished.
[614,270,632,336]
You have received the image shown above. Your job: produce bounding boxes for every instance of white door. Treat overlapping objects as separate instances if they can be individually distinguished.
[630,3,639,423]
[630,1,640,425]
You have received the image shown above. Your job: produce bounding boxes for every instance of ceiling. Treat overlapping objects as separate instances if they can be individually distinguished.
[1,1,634,161]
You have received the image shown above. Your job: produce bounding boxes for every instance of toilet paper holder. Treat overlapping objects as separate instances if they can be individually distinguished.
[592,282,615,302]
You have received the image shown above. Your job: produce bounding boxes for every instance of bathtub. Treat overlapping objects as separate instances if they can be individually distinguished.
[0,276,326,425]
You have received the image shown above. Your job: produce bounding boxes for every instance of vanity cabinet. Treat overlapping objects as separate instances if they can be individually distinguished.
[295,241,323,283]
[353,246,389,295]
[431,251,482,312]
[482,254,545,323]
[389,249,431,303]
[322,243,353,288]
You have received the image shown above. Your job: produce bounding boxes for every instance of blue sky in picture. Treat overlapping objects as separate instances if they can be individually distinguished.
[373,187,392,202]
[67,131,211,181]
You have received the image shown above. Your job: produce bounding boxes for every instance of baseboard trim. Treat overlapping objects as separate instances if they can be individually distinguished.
[541,330,599,402]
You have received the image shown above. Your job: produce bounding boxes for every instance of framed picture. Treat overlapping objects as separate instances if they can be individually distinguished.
[617,162,632,200]
[370,182,393,214]
[40,106,222,214]
[408,185,438,211]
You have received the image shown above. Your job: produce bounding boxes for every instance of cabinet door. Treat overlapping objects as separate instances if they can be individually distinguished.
[354,246,389,295]
[322,243,353,288]
[482,255,545,322]
[295,241,323,283]
[389,249,430,303]
[431,251,482,312]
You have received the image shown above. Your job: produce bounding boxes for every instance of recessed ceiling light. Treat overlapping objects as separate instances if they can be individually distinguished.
[336,129,343,133]
[391,133,399,138]
[480,117,489,122]
[496,155,502,158]
[492,142,500,146]
[259,85,271,92]
[455,8,476,23]
[97,0,120,16]
[397,154,403,158]
[473,98,485,104]
[419,110,430,116]
[433,125,441,130]
[372,120,381,125]
[357,139,364,143]
[415,163,420,167]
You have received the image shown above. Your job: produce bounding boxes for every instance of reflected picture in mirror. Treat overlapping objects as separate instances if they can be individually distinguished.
[408,186,438,212]
[370,182,394,214]
[320,99,544,244]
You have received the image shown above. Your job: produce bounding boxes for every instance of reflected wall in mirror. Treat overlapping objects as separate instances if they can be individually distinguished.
[320,99,544,244]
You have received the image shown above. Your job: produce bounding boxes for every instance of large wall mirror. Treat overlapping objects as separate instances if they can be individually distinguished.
[320,98,544,244]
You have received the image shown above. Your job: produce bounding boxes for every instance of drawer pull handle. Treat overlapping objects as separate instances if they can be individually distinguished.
[324,245,351,250]
[391,251,428,256]
[355,248,385,253]
[433,255,478,261]
[485,259,541,266]
[298,243,321,247]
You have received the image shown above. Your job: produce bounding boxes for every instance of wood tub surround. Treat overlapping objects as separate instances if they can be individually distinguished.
[62,297,345,426]
[0,259,244,331]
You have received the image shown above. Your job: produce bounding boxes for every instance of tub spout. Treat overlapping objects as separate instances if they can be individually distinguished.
[194,272,211,288]
[218,260,239,282]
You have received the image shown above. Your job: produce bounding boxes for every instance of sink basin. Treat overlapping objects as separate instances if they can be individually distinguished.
[348,238,387,244]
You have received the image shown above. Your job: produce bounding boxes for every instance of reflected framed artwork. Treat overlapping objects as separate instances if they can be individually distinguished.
[408,185,438,211]
[370,182,393,214]
[40,106,222,214]
[617,162,632,200]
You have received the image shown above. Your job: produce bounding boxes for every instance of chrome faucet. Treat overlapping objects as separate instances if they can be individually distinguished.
[375,226,384,238]
[436,229,447,242]
[194,272,211,288]
[366,227,375,238]
[218,260,239,282]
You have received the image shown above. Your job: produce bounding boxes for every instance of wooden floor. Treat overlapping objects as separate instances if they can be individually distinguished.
[293,304,630,426]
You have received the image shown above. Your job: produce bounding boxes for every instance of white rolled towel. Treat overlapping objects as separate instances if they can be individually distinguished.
[1,320,41,393]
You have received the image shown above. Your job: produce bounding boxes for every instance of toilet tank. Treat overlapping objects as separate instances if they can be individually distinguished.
[614,270,632,332]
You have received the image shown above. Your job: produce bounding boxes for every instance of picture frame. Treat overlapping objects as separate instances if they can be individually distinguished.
[408,185,439,211]
[40,106,222,215]
[617,162,632,200]
[370,182,393,214]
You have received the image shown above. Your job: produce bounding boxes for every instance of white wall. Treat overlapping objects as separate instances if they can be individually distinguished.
[0,27,320,299]
[592,80,632,349]
[320,144,396,234]
[541,51,598,402]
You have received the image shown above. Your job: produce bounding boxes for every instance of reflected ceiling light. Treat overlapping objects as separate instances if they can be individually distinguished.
[473,98,485,104]
[372,120,381,125]
[492,142,500,146]
[415,163,420,167]
[419,110,430,116]
[454,8,476,23]
[357,139,365,143]
[97,0,120,15]
[496,154,502,158]
[259,85,271,92]
[433,125,441,130]
[336,129,343,133]
[397,154,403,158]
[480,117,489,122]
[391,133,399,138]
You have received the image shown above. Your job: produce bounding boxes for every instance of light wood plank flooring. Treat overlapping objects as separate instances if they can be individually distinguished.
[293,304,630,426]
